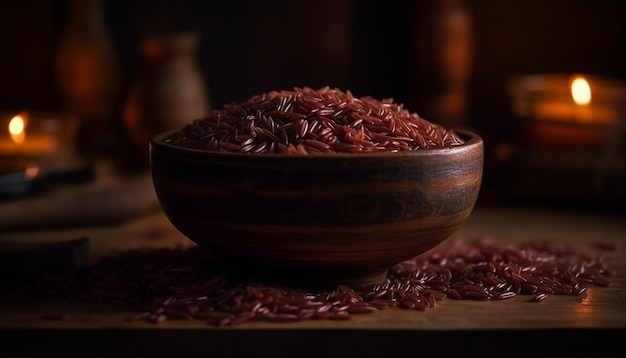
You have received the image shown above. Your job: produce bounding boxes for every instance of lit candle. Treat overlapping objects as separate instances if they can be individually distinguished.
[509,73,626,157]
[530,74,623,125]
[0,112,59,156]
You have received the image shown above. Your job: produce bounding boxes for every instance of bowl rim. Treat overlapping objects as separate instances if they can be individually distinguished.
[150,128,483,159]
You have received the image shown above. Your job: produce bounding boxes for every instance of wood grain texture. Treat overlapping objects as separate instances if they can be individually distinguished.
[150,129,483,288]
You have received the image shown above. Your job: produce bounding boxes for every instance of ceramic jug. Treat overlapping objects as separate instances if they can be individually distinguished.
[123,31,211,160]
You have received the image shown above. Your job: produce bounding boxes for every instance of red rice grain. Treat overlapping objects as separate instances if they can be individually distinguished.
[18,236,614,326]
[530,292,549,302]
[164,86,465,154]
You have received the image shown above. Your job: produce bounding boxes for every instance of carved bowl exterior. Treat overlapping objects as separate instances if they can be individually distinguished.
[150,129,483,288]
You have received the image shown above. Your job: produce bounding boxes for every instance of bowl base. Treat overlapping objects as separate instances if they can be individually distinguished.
[227,263,389,291]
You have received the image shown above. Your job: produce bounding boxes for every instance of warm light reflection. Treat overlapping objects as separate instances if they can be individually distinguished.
[25,164,40,180]
[571,76,591,105]
[8,113,27,144]
[574,287,594,317]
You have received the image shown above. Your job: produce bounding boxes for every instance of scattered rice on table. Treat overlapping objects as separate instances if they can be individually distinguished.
[19,236,615,326]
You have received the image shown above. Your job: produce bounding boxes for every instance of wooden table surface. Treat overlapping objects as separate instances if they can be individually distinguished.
[1,201,625,357]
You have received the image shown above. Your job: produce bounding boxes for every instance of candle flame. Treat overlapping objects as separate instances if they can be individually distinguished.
[571,76,591,106]
[9,113,27,144]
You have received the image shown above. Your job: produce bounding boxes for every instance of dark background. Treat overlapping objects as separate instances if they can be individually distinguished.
[0,0,625,210]
[2,1,624,113]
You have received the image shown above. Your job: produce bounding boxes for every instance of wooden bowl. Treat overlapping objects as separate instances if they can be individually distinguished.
[150,129,483,289]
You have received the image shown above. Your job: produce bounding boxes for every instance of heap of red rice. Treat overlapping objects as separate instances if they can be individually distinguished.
[164,86,465,154]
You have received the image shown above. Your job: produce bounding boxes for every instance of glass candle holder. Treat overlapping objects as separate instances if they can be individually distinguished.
[0,110,79,170]
[506,73,626,208]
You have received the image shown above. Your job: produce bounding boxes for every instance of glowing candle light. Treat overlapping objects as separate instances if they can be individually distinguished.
[524,74,620,125]
[570,76,591,106]
[8,114,26,144]
[0,112,59,156]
